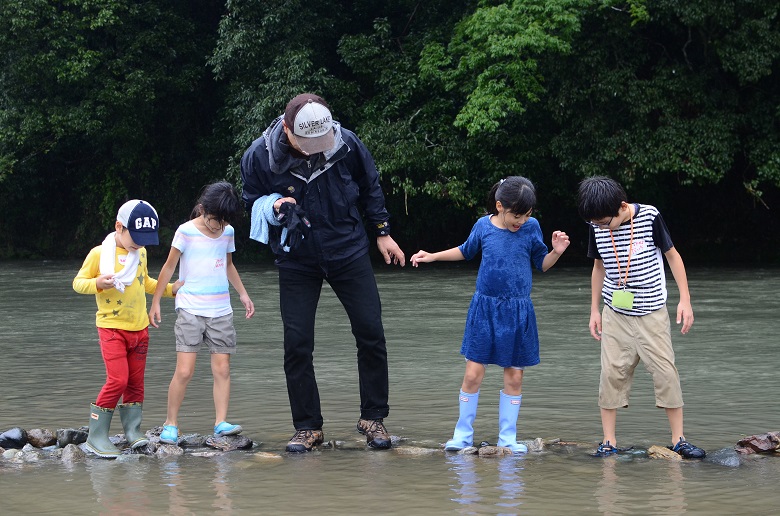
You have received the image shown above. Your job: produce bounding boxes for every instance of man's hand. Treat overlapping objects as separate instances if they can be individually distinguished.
[377,235,405,266]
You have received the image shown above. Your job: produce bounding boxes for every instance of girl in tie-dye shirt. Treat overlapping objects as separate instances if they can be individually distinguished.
[149,181,255,445]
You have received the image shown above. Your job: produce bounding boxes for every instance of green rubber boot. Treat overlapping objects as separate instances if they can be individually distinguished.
[85,404,121,458]
[118,402,150,449]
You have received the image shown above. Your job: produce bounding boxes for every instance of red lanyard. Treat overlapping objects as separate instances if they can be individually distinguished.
[609,210,634,288]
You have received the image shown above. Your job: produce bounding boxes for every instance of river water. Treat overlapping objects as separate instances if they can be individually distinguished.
[1,260,779,514]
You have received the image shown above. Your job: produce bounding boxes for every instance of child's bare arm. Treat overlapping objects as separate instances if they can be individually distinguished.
[410,247,465,267]
[664,246,694,334]
[149,248,182,327]
[226,254,254,319]
[589,260,606,341]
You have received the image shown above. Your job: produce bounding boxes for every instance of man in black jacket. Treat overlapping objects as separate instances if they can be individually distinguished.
[241,93,405,452]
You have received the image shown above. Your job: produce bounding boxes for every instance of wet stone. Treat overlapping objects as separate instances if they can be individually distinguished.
[648,445,682,460]
[253,452,283,460]
[180,433,208,447]
[478,446,513,457]
[205,434,253,452]
[27,428,57,448]
[191,451,222,458]
[60,443,86,463]
[155,443,185,457]
[525,437,545,452]
[707,448,741,467]
[735,431,780,454]
[57,428,88,447]
[393,446,440,456]
[0,427,28,449]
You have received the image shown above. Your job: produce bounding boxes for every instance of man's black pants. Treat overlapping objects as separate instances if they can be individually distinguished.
[278,254,390,430]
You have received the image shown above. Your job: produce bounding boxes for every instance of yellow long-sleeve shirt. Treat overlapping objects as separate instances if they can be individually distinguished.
[73,245,174,330]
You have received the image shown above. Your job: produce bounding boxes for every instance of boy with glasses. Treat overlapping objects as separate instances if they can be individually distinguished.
[577,176,705,459]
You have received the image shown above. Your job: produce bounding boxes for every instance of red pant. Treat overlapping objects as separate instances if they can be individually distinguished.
[95,327,149,408]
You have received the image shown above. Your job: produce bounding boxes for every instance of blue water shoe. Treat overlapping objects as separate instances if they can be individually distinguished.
[592,441,619,457]
[670,438,706,459]
[214,421,243,436]
[159,425,178,444]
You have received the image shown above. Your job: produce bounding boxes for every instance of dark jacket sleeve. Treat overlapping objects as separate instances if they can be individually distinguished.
[240,136,269,211]
[341,129,391,236]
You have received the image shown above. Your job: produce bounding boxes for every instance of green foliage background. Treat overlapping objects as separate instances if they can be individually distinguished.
[1,0,778,263]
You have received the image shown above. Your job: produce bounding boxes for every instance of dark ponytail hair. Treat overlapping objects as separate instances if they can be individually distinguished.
[486,176,536,215]
[191,181,241,225]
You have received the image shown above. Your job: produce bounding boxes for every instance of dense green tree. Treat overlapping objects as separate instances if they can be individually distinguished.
[415,0,780,259]
[0,0,224,257]
[1,0,778,261]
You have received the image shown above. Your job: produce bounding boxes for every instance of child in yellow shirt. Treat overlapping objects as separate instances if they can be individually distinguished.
[73,200,181,458]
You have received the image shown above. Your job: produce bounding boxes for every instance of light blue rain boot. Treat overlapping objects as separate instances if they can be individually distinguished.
[444,390,480,451]
[497,390,528,454]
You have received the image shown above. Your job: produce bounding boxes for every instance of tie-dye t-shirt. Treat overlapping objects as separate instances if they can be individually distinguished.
[172,220,235,317]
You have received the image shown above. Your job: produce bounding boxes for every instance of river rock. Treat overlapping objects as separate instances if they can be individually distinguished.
[525,438,545,452]
[478,446,513,457]
[180,433,208,447]
[648,445,682,460]
[253,452,284,461]
[455,446,480,455]
[0,427,28,449]
[27,428,57,448]
[205,434,254,452]
[394,446,441,456]
[59,443,85,462]
[706,448,741,467]
[735,431,780,454]
[155,443,185,457]
[57,428,88,447]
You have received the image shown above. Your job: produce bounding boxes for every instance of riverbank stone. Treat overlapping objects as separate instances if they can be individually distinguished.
[57,428,88,447]
[648,445,683,460]
[27,428,57,448]
[205,434,254,451]
[0,427,28,449]
[735,431,780,454]
[61,443,86,462]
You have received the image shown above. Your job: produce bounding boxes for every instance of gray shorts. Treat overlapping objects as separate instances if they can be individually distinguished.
[174,309,237,354]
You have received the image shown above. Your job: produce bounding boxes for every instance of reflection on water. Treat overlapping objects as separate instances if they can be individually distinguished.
[1,261,780,514]
[594,456,688,515]
[448,454,481,508]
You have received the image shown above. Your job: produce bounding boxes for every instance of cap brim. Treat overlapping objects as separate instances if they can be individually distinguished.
[129,231,159,246]
[290,129,335,156]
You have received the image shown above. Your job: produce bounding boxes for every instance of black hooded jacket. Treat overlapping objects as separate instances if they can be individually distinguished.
[241,116,391,271]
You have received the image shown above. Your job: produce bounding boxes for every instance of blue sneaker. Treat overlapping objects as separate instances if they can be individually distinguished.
[592,440,619,457]
[669,438,706,459]
[214,421,243,436]
[159,425,178,444]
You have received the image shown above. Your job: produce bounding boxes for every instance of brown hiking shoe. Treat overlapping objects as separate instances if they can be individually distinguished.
[356,418,391,449]
[285,429,324,453]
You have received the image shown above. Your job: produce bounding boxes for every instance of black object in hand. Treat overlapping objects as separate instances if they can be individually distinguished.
[277,202,311,252]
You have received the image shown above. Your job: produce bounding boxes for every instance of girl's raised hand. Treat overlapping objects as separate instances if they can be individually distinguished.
[551,231,570,254]
[410,250,432,267]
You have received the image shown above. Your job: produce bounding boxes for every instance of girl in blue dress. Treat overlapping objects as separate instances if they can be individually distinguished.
[411,176,570,452]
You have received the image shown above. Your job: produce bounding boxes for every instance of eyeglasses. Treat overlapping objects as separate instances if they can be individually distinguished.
[586,216,613,229]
